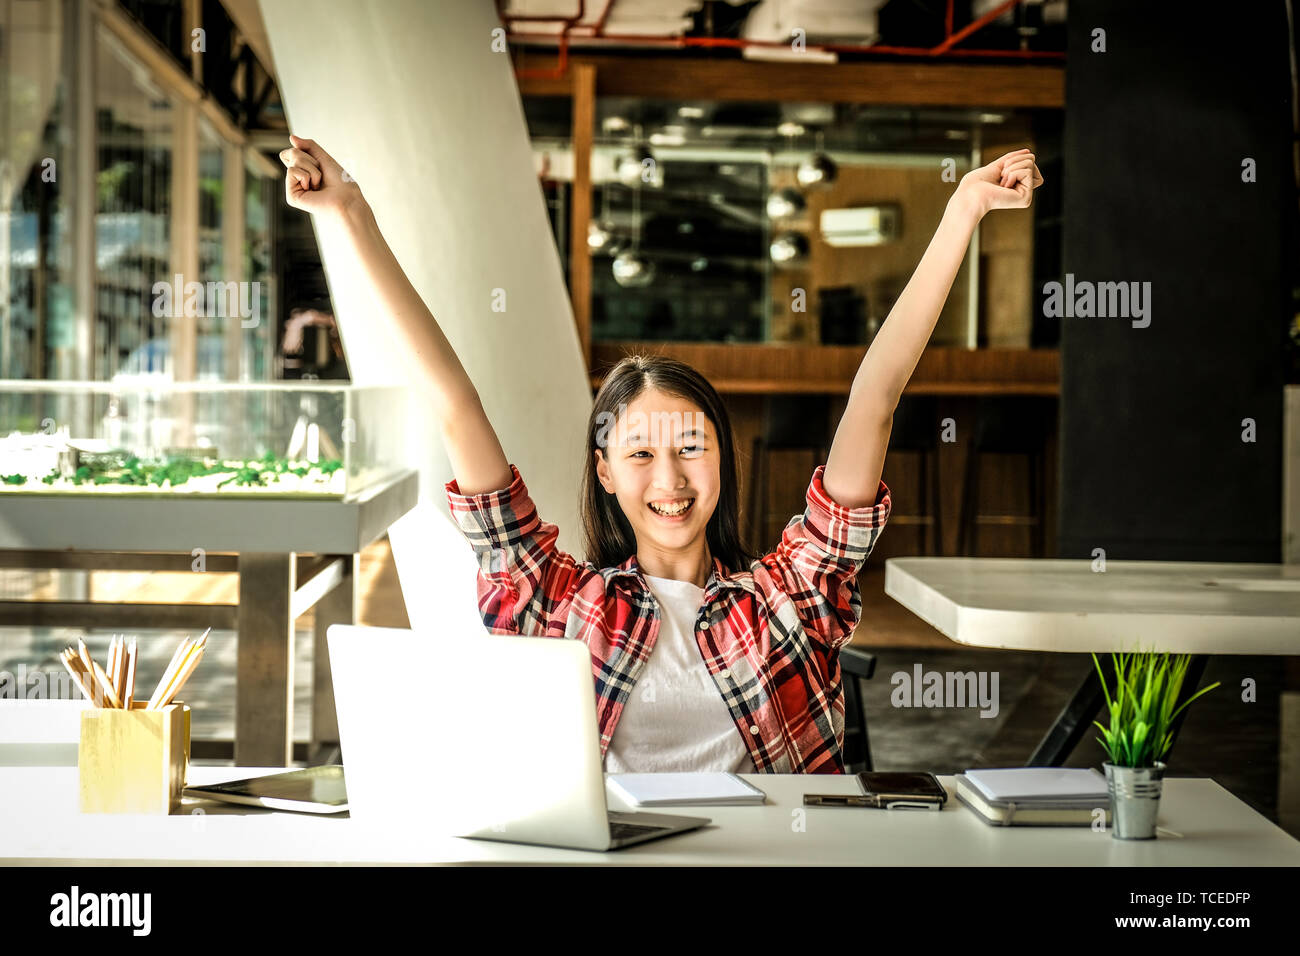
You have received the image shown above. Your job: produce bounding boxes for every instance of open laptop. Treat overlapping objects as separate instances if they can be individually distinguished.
[326,624,711,851]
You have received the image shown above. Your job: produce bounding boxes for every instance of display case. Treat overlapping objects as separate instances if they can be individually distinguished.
[0,381,408,500]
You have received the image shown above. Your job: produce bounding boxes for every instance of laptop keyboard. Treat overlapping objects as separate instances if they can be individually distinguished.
[608,818,672,842]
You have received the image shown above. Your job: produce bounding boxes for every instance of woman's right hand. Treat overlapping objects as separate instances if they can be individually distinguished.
[279,134,365,218]
[279,138,510,495]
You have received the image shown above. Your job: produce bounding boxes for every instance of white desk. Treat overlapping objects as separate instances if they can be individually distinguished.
[885,558,1300,654]
[883,557,1300,765]
[3,766,1297,866]
[0,470,419,768]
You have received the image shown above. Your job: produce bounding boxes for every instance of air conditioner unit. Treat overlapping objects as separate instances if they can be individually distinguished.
[819,205,899,247]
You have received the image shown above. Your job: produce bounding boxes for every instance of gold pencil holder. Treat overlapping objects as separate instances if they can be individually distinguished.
[78,702,191,814]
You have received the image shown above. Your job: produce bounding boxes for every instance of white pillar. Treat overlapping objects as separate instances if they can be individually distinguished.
[260,0,591,633]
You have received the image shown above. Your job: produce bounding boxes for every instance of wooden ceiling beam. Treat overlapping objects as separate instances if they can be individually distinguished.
[516,54,1063,109]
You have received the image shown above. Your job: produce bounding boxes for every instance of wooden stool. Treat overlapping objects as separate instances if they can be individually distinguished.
[885,396,943,555]
[957,397,1054,557]
[746,396,831,553]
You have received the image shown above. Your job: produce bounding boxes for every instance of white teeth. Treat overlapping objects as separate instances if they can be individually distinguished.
[649,498,693,516]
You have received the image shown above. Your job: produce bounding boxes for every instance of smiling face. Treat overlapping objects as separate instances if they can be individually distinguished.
[593,387,720,564]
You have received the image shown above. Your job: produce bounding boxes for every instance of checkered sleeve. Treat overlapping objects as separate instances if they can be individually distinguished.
[760,464,891,652]
[444,464,584,636]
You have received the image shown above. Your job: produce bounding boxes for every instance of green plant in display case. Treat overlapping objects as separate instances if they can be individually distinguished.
[0,382,404,500]
[218,464,269,488]
[1,451,346,494]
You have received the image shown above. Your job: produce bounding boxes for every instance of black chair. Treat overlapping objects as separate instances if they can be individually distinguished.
[840,646,878,773]
[885,395,944,555]
[957,397,1055,557]
[746,395,832,553]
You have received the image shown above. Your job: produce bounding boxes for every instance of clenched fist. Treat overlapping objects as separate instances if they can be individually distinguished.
[958,148,1044,217]
[279,134,366,218]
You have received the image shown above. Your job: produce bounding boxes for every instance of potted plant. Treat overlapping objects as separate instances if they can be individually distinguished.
[1091,651,1220,840]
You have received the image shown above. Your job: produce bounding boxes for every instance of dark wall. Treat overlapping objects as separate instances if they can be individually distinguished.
[1057,0,1294,561]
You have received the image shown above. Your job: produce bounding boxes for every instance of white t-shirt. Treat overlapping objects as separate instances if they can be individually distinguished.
[603,573,757,774]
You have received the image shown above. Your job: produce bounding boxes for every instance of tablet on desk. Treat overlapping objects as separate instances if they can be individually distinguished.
[183,765,348,814]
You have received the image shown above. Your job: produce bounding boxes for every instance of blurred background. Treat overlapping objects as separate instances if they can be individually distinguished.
[1,0,1298,833]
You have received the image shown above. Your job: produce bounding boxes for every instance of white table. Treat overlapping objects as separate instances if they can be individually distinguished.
[3,766,1298,866]
[884,557,1300,764]
[884,558,1300,654]
[0,470,418,767]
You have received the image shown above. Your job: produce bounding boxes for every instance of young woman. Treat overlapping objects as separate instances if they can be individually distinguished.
[281,134,1042,774]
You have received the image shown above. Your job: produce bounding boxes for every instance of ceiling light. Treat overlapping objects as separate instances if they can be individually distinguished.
[796,152,837,188]
[588,220,613,254]
[616,144,661,188]
[770,232,809,265]
[613,251,655,287]
[766,187,806,220]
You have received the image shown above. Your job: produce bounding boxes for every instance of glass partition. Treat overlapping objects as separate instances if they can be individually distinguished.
[196,115,227,380]
[243,157,275,382]
[93,23,174,381]
[0,0,76,379]
[526,95,1061,349]
[0,381,408,500]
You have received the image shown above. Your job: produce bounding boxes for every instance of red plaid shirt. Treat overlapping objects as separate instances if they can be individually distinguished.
[445,463,891,774]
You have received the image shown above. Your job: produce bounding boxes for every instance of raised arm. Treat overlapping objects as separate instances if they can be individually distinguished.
[823,148,1043,508]
[280,135,512,495]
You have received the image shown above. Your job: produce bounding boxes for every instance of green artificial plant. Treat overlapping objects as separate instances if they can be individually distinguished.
[1092,651,1220,768]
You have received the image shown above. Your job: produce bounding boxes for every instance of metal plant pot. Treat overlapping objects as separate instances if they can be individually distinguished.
[1104,761,1166,839]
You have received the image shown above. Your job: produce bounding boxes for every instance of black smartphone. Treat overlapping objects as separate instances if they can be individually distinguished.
[857,771,947,806]
[803,771,948,810]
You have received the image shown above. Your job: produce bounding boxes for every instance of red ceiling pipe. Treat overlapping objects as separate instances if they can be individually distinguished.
[502,0,1063,66]
[495,0,591,79]
[932,0,1025,54]
[506,30,1064,61]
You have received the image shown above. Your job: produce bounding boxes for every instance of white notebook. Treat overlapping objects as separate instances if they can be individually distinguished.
[606,772,767,807]
[964,767,1109,803]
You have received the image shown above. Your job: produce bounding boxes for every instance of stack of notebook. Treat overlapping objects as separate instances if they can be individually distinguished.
[955,768,1112,827]
[606,772,767,807]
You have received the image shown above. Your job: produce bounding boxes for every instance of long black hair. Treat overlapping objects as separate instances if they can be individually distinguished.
[581,354,754,573]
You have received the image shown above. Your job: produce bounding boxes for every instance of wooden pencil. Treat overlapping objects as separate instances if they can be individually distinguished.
[71,650,101,705]
[157,641,204,709]
[86,655,122,708]
[60,649,96,703]
[163,627,210,705]
[147,638,193,710]
[107,637,120,701]
[75,640,104,706]
[120,639,131,697]
[115,636,127,701]
[76,639,94,678]
[123,637,138,708]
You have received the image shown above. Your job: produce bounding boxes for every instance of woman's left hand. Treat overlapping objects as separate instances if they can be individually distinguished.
[958,148,1044,216]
